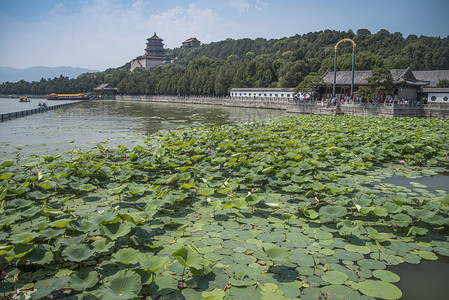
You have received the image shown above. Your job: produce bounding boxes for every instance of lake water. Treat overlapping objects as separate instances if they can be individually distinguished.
[0,98,448,299]
[0,97,81,115]
[381,174,449,300]
[0,99,287,157]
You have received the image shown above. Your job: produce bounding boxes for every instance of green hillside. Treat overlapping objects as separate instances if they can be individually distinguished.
[1,29,448,95]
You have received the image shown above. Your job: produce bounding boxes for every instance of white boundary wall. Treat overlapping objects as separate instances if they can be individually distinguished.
[230,88,295,99]
[428,92,449,103]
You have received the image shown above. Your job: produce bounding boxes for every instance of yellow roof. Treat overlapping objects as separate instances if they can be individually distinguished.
[50,93,85,96]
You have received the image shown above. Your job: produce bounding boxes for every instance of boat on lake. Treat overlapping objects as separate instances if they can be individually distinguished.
[46,93,89,100]
[19,96,30,102]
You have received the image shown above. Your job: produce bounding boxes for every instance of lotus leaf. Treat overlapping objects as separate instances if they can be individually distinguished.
[260,282,284,300]
[372,206,389,217]
[223,197,248,209]
[172,247,203,270]
[257,232,285,243]
[9,198,33,208]
[358,259,386,270]
[344,244,371,254]
[95,269,142,300]
[202,288,226,300]
[408,208,434,220]
[32,276,70,300]
[423,214,447,225]
[319,205,347,218]
[290,251,314,267]
[39,180,56,190]
[309,229,333,240]
[303,208,318,219]
[229,277,257,287]
[319,248,335,255]
[356,280,402,299]
[22,205,43,218]
[1,111,449,299]
[139,253,171,272]
[0,172,15,180]
[62,243,95,262]
[112,247,141,265]
[181,182,196,189]
[439,193,449,204]
[322,270,349,285]
[6,243,35,262]
[91,209,119,225]
[370,253,404,265]
[403,253,421,264]
[408,226,428,236]
[56,268,74,277]
[68,269,99,291]
[366,227,390,243]
[24,245,54,265]
[57,233,87,246]
[334,249,364,261]
[415,250,438,260]
[321,284,361,300]
[199,186,215,196]
[391,213,412,227]
[50,218,73,229]
[372,269,400,283]
[8,231,40,244]
[336,220,363,235]
[232,252,257,264]
[102,222,132,240]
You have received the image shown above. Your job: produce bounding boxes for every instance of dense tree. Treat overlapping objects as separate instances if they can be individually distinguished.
[279,60,308,88]
[294,73,329,99]
[357,66,394,100]
[436,79,449,88]
[1,29,448,96]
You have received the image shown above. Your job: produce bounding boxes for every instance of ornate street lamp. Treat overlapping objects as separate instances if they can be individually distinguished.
[333,38,356,99]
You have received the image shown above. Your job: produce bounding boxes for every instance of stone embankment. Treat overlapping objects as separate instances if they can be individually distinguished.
[115,95,449,118]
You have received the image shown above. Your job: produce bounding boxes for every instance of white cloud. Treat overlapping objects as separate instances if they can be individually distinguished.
[228,0,267,13]
[254,0,268,11]
[50,3,65,16]
[228,0,250,13]
[0,0,228,70]
[142,3,224,49]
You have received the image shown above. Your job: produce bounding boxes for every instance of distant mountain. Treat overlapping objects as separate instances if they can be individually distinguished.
[0,66,100,83]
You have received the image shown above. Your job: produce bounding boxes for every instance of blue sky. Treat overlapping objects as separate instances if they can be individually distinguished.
[1,0,448,70]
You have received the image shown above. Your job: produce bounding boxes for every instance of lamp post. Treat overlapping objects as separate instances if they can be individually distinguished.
[332,38,356,99]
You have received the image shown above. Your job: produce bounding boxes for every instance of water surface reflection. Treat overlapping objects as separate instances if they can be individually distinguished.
[0,100,287,156]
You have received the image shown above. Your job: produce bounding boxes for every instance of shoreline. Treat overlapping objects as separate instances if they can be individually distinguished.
[115,94,449,118]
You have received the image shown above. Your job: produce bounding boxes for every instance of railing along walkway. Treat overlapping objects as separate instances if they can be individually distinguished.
[0,100,91,122]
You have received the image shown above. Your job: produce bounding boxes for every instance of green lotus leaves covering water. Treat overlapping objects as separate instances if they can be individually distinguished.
[1,114,449,299]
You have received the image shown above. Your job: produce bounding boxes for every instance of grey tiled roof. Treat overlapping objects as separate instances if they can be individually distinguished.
[322,68,430,87]
[413,70,449,87]
[421,88,449,93]
[94,83,117,91]
[231,88,294,92]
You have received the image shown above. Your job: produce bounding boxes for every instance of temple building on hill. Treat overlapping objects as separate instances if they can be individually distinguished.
[130,32,172,71]
[182,37,201,49]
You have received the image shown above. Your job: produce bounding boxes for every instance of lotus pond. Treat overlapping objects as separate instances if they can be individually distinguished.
[1,112,449,300]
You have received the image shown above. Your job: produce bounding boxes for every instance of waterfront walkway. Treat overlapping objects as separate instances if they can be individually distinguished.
[115,95,449,118]
[0,99,91,122]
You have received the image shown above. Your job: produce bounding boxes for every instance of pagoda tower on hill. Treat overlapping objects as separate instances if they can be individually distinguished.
[130,32,171,71]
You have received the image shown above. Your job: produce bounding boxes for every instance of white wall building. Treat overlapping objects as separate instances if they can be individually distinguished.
[230,88,295,99]
[422,88,449,103]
